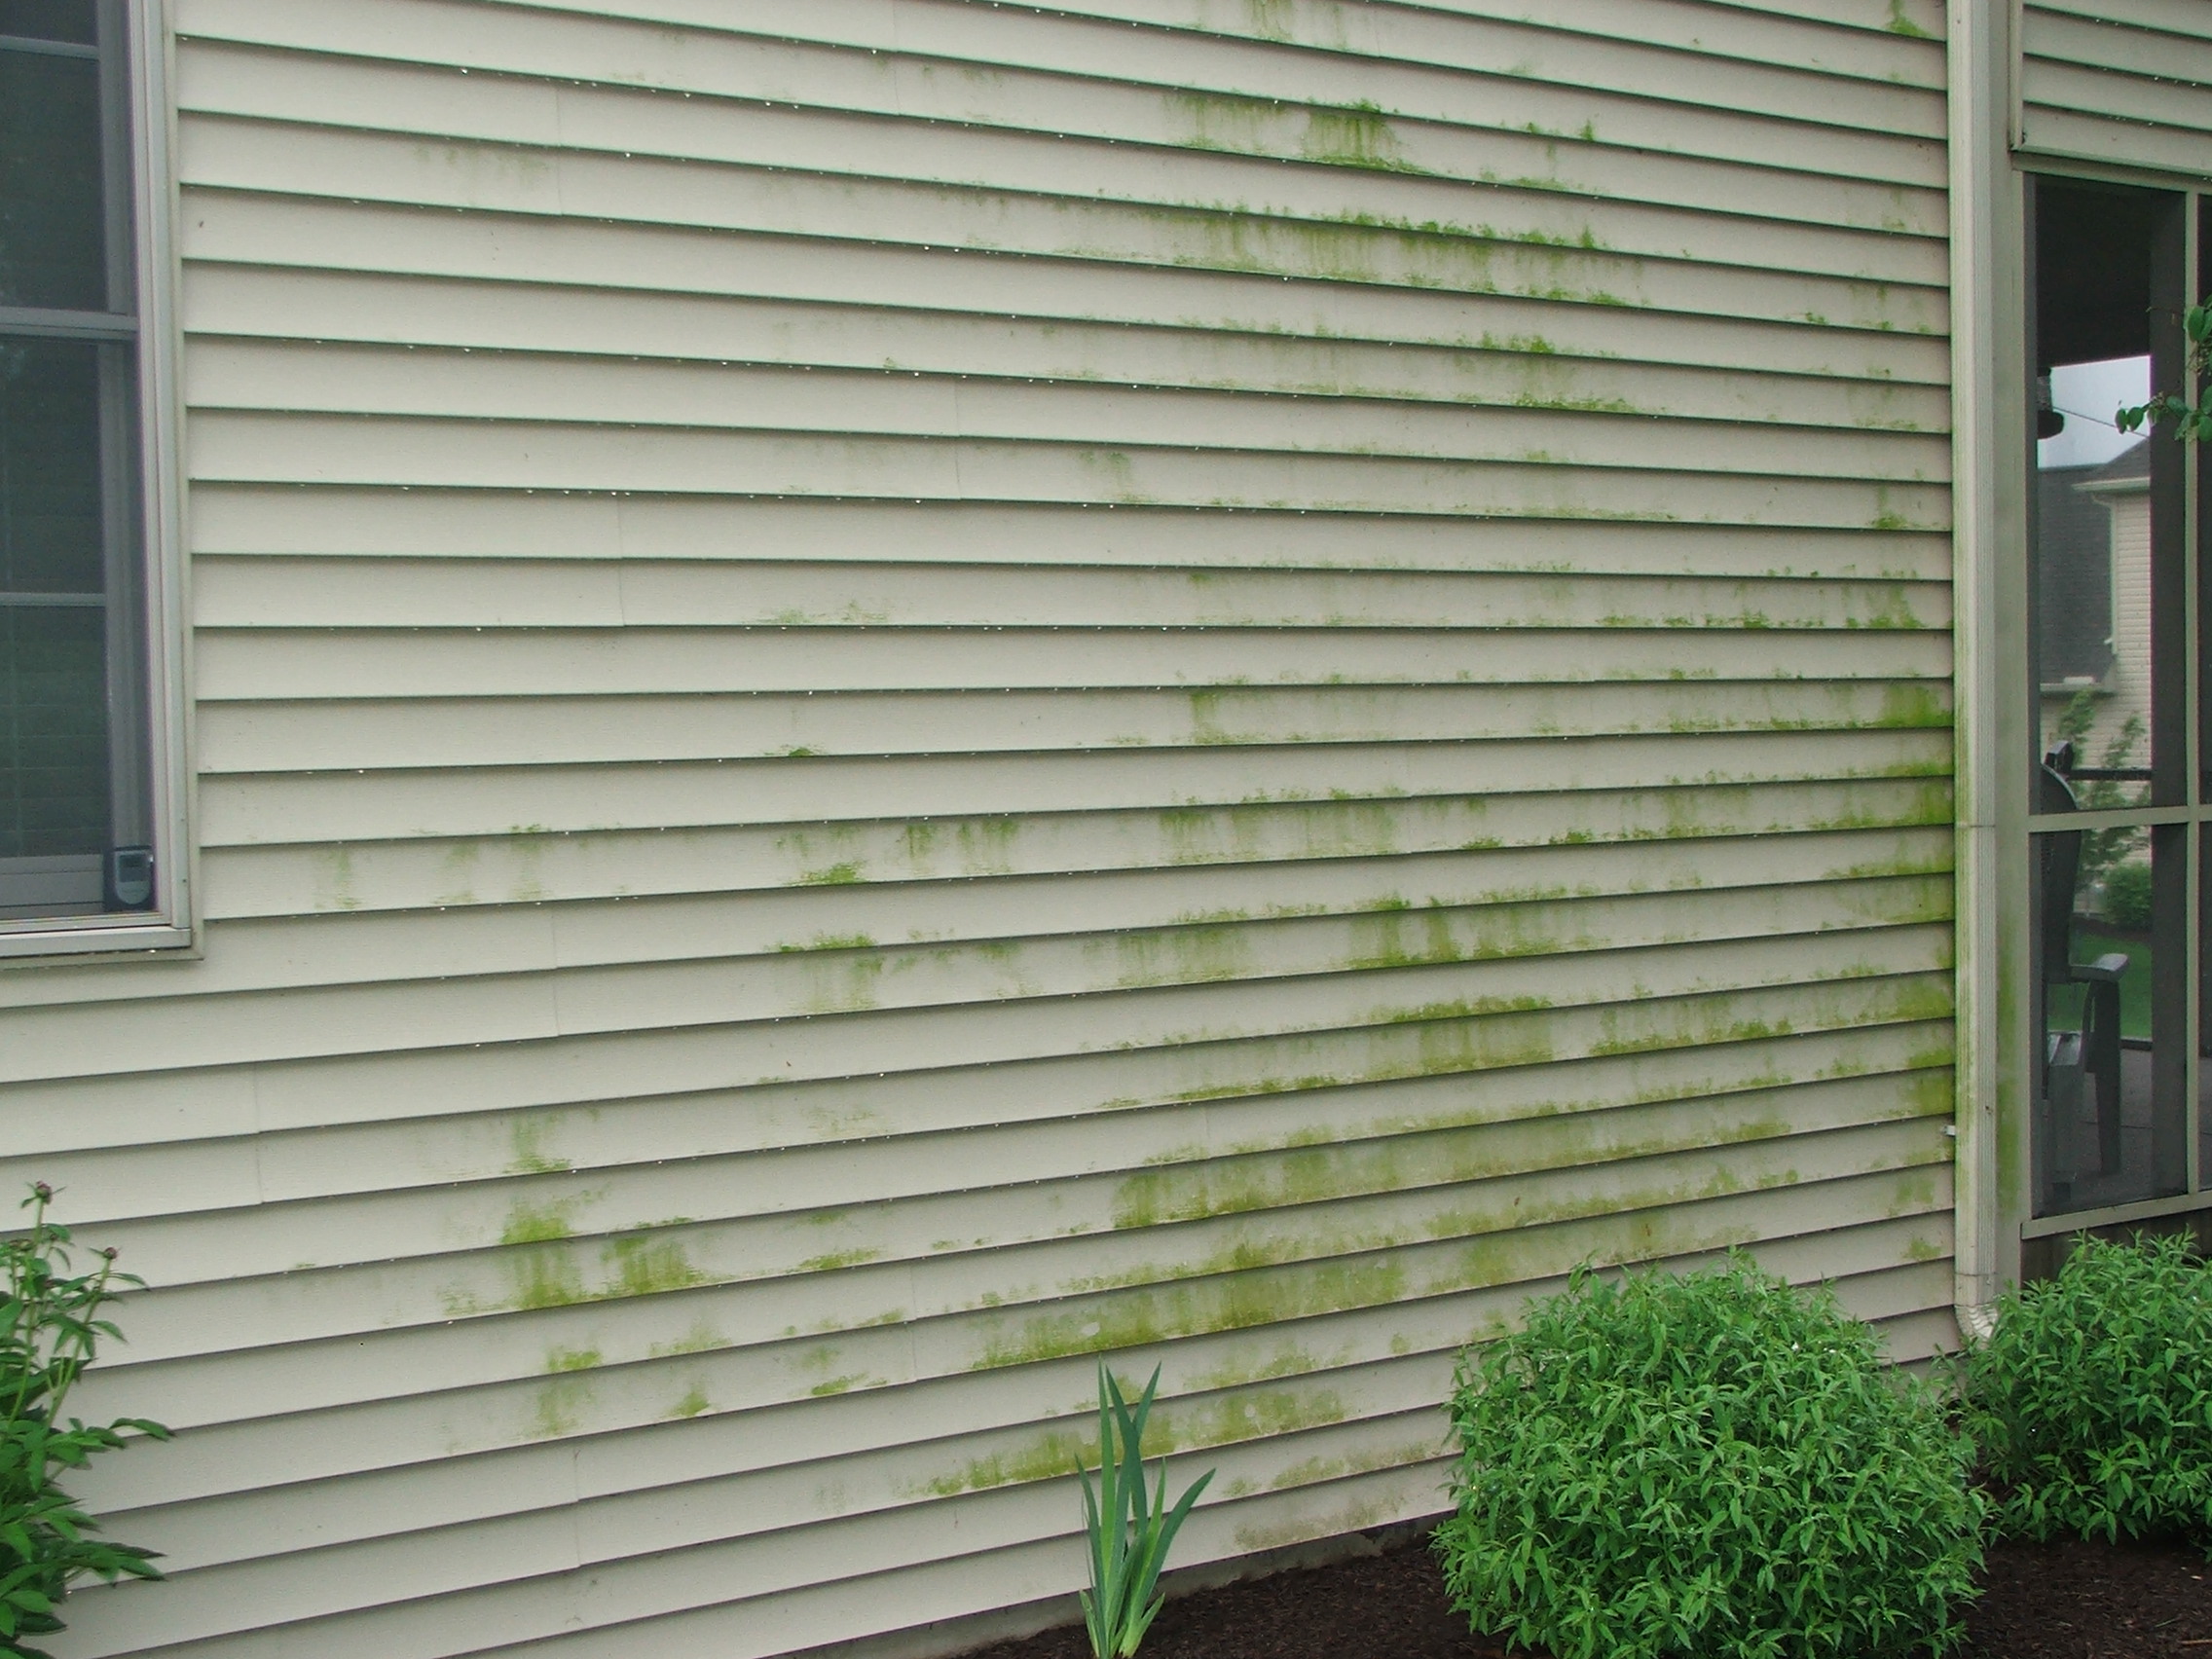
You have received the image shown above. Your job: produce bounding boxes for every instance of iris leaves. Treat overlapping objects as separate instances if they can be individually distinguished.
[1076,1364,1213,1659]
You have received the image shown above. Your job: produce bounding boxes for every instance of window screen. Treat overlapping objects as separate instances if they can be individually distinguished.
[0,0,155,925]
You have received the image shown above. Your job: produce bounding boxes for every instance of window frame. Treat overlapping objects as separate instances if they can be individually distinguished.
[0,0,188,963]
[2001,161,2212,1248]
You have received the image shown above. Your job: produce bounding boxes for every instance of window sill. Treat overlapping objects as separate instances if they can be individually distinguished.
[0,919,196,966]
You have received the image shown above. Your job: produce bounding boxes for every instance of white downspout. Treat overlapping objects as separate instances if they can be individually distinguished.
[1948,0,2018,1341]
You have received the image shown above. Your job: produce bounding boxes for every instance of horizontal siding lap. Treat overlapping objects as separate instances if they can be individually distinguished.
[2026,56,2212,137]
[184,416,1953,527]
[2021,3,2212,166]
[189,683,1953,773]
[0,822,1955,1010]
[185,489,1956,579]
[173,116,1951,323]
[180,272,1958,433]
[188,623,1953,696]
[169,46,1952,282]
[183,0,1951,180]
[2027,9,2212,85]
[0,904,1957,1084]
[51,1022,1956,1296]
[186,548,1960,619]
[175,778,1962,922]
[82,1202,1951,1532]
[4,4,1966,1657]
[108,1077,1951,1375]
[179,199,1955,385]
[2027,0,2212,39]
[179,342,1954,482]
[189,728,1955,845]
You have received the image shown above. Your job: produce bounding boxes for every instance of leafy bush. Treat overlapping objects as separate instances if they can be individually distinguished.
[1964,1232,2212,1548]
[1,1185,168,1659]
[2101,860,2154,931]
[1436,1255,1983,1659]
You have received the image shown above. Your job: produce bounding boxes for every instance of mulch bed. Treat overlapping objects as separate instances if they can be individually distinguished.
[964,1530,2211,1659]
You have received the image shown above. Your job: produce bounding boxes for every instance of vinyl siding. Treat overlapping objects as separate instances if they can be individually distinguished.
[2020,0,2212,172]
[15,3,1954,1656]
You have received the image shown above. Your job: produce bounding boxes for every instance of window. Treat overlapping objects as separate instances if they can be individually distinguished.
[0,0,181,953]
[2025,174,2206,1222]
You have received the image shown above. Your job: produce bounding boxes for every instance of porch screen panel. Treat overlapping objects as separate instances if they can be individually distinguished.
[15,3,1956,1658]
[2020,1,2212,173]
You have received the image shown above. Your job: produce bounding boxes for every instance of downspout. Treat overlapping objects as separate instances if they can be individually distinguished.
[1948,0,2015,1341]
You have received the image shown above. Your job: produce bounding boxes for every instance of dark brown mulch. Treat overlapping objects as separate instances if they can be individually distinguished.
[963,1530,2212,1659]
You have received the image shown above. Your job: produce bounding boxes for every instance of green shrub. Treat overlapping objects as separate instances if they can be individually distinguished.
[1436,1255,1983,1659]
[1964,1232,2212,1548]
[2101,860,2154,931]
[1,1185,168,1659]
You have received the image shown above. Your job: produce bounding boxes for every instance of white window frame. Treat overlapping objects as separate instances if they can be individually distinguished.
[0,0,188,962]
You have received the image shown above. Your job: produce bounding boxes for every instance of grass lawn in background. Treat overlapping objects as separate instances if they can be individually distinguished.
[2054,923,2155,1041]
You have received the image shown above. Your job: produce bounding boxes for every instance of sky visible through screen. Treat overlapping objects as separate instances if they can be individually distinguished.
[2041,355,2151,469]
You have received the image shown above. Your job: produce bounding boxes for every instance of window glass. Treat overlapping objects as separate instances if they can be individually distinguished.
[0,338,102,593]
[0,3,96,45]
[0,605,106,868]
[2028,176,2194,1216]
[0,338,109,882]
[2030,179,2183,810]
[0,6,159,931]
[0,43,105,311]
[2034,817,2188,1214]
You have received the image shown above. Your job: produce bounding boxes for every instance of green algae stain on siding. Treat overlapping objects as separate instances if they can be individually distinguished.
[1300,103,1428,174]
[1242,0,1299,42]
[502,1196,587,1248]
[971,1256,1412,1371]
[1109,924,1256,989]
[528,1376,595,1441]
[508,1247,589,1312]
[668,1383,713,1420]
[1886,0,1936,38]
[799,949,888,1014]
[602,1234,707,1299]
[507,1114,573,1177]
[915,1429,1089,1496]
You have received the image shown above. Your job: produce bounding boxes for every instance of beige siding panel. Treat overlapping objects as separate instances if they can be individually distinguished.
[181,198,1954,387]
[185,413,1953,529]
[191,729,1952,847]
[111,1080,1949,1369]
[192,684,1947,773]
[190,622,1951,698]
[183,0,1950,183]
[3,4,1966,1657]
[183,342,1951,483]
[183,269,1956,434]
[30,1018,1952,1244]
[0,905,1953,1083]
[189,489,1955,580]
[172,47,1950,288]
[185,562,1955,641]
[187,777,1951,923]
[2021,3,2212,171]
[1,826,1952,1008]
